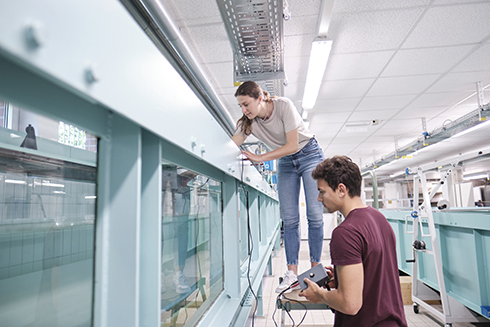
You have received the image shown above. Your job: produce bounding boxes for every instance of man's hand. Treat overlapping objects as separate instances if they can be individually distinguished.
[298,278,325,303]
[325,265,336,289]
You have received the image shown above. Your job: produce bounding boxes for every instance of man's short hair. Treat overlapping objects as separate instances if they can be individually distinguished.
[312,155,362,197]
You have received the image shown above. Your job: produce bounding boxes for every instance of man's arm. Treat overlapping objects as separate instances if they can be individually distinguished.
[299,263,363,315]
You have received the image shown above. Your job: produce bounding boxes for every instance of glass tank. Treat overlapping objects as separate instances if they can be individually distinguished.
[160,162,223,327]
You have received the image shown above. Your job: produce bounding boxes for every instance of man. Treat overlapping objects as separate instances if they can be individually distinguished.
[299,156,407,327]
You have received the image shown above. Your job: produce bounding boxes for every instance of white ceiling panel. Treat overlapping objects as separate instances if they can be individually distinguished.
[164,0,223,25]
[283,58,309,85]
[325,51,394,80]
[284,14,321,37]
[184,24,233,63]
[373,124,414,137]
[332,0,429,13]
[310,111,352,123]
[314,98,362,113]
[348,109,397,121]
[357,95,417,110]
[427,72,490,93]
[381,45,474,77]
[381,119,425,133]
[284,34,315,58]
[310,128,344,141]
[324,147,359,157]
[394,106,447,120]
[282,83,305,103]
[457,90,490,107]
[286,0,322,17]
[406,91,471,109]
[452,43,490,73]
[367,75,441,97]
[204,62,235,88]
[319,79,375,99]
[402,3,490,49]
[433,0,490,5]
[328,9,424,53]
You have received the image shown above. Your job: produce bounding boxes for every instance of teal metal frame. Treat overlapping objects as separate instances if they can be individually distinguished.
[0,2,281,325]
[383,207,490,321]
[362,161,490,324]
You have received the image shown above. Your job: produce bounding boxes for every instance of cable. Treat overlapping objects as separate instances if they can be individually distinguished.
[245,188,258,327]
[271,283,308,327]
[241,152,245,182]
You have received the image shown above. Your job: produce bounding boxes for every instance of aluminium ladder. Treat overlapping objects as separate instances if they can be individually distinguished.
[406,166,487,326]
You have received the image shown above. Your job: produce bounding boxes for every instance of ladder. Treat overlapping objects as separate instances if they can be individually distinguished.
[405,166,486,326]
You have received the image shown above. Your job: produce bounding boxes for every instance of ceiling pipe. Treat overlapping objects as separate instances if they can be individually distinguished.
[362,170,378,209]
[127,0,236,137]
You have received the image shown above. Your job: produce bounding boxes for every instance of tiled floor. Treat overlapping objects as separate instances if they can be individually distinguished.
[248,240,490,327]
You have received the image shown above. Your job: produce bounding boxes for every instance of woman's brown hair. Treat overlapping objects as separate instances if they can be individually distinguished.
[234,81,273,136]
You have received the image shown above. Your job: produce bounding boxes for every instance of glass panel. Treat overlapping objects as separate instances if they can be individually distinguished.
[0,148,96,326]
[161,162,223,327]
[238,186,249,264]
[0,101,96,326]
[0,103,97,154]
[0,101,5,128]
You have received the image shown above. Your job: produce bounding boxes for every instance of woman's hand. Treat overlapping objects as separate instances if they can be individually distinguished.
[242,150,263,163]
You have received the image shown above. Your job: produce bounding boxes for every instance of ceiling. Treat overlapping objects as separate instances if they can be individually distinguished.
[160,0,490,178]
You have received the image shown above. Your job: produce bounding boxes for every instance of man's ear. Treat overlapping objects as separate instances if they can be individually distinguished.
[337,183,348,197]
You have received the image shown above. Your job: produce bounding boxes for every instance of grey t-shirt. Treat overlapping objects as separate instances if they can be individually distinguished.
[235,97,314,152]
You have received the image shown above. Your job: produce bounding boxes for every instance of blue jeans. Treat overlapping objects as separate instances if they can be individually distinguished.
[277,138,325,266]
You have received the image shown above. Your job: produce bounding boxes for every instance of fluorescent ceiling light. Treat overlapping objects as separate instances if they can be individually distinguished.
[346,121,371,127]
[302,38,333,110]
[345,120,381,127]
[5,179,26,184]
[42,182,65,188]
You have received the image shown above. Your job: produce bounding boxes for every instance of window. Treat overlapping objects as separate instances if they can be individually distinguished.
[0,148,96,326]
[161,162,223,326]
[0,98,97,326]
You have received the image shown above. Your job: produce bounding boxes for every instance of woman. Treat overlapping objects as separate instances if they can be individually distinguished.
[231,81,325,293]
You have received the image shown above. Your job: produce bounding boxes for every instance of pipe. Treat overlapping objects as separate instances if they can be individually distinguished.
[362,170,378,209]
[129,0,236,137]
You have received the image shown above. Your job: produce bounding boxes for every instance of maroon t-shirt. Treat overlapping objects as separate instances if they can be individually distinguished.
[330,206,407,327]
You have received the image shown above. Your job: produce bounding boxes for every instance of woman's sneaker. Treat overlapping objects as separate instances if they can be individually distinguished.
[275,270,300,293]
[173,271,191,294]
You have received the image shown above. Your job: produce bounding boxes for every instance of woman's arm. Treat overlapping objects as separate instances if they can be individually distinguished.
[242,128,299,162]
[232,134,247,147]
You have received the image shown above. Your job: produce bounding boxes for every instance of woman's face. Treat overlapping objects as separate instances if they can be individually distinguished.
[236,95,261,120]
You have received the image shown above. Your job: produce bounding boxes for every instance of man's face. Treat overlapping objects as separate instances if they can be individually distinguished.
[317,179,338,213]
